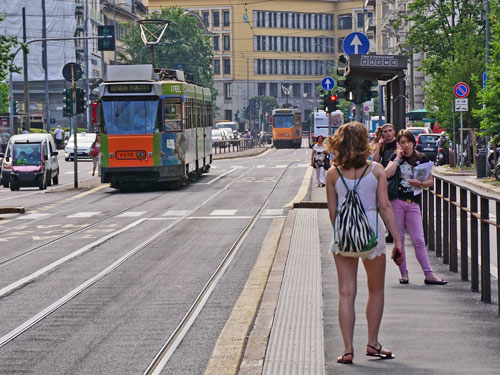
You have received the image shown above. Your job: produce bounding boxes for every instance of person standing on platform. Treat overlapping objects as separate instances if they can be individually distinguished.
[372,123,397,167]
[324,122,403,365]
[385,129,447,285]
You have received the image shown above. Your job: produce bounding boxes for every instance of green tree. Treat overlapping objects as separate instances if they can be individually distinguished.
[121,7,214,90]
[0,83,9,113]
[0,15,21,81]
[473,1,500,144]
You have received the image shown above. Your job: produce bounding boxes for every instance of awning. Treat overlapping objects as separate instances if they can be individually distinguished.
[406,108,428,120]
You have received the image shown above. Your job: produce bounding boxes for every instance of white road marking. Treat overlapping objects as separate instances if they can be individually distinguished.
[210,210,237,216]
[256,165,266,168]
[194,167,238,185]
[16,213,51,220]
[262,209,284,216]
[162,210,190,217]
[275,164,288,168]
[0,219,146,296]
[295,163,309,168]
[188,216,252,220]
[116,211,146,218]
[66,212,101,218]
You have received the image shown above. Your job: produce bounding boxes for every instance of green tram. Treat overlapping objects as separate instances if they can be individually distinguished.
[96,65,212,189]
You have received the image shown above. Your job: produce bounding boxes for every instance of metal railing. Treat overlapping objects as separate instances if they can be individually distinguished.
[212,139,256,155]
[421,176,500,314]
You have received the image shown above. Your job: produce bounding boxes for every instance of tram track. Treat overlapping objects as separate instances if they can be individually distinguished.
[0,161,283,349]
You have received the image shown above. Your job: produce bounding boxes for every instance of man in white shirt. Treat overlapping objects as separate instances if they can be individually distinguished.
[54,125,64,149]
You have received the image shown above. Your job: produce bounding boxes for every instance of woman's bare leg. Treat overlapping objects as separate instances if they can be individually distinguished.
[334,253,359,356]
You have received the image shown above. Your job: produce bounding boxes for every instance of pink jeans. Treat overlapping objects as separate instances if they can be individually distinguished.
[391,199,433,278]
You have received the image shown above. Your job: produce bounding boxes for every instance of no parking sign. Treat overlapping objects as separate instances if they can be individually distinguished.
[454,82,469,98]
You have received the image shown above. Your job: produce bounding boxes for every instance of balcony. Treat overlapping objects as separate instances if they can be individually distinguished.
[366,17,376,31]
[75,3,84,16]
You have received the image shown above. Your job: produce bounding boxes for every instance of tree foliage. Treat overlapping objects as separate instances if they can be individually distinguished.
[0,15,21,82]
[474,1,500,143]
[0,83,9,112]
[396,0,485,133]
[121,7,214,90]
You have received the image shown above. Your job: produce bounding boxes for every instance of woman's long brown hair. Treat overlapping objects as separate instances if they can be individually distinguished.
[324,121,373,169]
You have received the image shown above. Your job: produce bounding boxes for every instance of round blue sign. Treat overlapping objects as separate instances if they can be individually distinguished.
[321,77,335,91]
[343,32,370,56]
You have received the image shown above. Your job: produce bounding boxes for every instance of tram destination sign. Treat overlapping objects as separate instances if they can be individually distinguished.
[108,84,152,94]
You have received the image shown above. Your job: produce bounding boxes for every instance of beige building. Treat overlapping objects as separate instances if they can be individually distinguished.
[147,0,374,124]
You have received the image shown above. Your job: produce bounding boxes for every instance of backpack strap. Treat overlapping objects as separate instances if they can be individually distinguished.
[353,163,371,190]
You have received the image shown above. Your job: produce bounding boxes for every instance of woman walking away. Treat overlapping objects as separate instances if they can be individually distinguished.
[90,135,100,177]
[385,129,447,285]
[324,122,403,365]
[311,135,327,187]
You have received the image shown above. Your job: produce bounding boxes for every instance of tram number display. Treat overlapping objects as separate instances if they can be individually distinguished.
[116,150,147,160]
[108,84,152,94]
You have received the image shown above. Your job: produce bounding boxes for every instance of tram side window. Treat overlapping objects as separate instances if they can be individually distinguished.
[164,98,182,131]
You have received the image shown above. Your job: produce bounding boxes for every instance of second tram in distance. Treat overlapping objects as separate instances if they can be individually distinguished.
[95,64,212,190]
[270,108,302,148]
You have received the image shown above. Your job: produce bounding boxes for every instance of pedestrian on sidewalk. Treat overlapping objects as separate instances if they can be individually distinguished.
[324,122,403,365]
[385,129,447,285]
[53,125,64,150]
[90,135,100,177]
[311,135,327,187]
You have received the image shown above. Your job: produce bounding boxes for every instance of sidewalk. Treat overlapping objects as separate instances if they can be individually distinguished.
[242,167,500,374]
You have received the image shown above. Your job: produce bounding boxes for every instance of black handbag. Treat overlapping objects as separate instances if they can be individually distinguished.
[387,166,400,201]
[323,157,331,170]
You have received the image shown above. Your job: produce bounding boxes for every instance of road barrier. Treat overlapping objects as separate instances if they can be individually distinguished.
[212,139,256,155]
[422,177,500,314]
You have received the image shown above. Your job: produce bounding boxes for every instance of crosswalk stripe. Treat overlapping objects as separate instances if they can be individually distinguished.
[16,213,51,220]
[67,212,101,218]
[210,210,237,216]
[262,209,284,216]
[162,210,190,217]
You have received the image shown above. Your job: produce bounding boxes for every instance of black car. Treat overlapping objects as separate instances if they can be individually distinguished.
[416,133,441,162]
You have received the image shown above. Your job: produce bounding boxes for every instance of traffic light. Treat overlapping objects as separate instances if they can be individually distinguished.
[320,91,327,111]
[63,88,73,117]
[325,93,338,113]
[338,77,355,101]
[12,100,18,115]
[360,79,378,103]
[75,88,86,114]
[98,25,115,51]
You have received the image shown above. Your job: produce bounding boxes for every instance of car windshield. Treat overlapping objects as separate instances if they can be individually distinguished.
[102,98,159,135]
[273,115,294,128]
[13,143,42,165]
[216,123,237,131]
[419,135,439,144]
[67,134,96,146]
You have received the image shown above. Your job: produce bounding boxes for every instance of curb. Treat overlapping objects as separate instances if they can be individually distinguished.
[213,147,270,160]
[0,207,25,214]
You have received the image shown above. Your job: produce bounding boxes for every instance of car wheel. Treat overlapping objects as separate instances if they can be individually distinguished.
[46,171,52,186]
[10,178,19,191]
[53,171,59,185]
[38,175,47,190]
[2,179,8,188]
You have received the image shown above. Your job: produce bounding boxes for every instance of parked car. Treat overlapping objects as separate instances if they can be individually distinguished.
[407,126,431,139]
[1,133,59,190]
[211,129,228,148]
[64,132,97,161]
[218,128,238,140]
[415,133,441,162]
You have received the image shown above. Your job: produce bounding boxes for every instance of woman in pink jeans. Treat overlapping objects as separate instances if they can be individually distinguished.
[385,129,447,285]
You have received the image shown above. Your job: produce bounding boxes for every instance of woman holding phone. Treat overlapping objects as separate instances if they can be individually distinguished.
[385,129,447,285]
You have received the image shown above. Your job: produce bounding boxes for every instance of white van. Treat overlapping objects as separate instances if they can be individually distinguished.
[0,133,60,190]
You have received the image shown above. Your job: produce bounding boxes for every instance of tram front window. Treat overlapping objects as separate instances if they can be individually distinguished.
[102,98,159,135]
[273,115,294,128]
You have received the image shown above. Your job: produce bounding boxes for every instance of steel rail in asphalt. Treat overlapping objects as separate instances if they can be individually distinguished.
[0,187,173,268]
[143,161,297,375]
[0,164,258,348]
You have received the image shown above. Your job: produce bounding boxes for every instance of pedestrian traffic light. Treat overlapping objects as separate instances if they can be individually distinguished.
[12,100,18,115]
[75,88,86,114]
[98,25,115,51]
[63,88,73,117]
[338,78,355,101]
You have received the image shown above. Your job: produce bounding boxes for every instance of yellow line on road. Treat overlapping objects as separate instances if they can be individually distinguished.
[204,218,285,375]
[68,184,110,200]
[284,165,312,208]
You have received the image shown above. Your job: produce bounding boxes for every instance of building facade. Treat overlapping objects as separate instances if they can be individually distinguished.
[147,0,374,126]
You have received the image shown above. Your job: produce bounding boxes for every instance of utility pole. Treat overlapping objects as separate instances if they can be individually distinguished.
[84,0,91,131]
[22,8,30,130]
[42,0,49,132]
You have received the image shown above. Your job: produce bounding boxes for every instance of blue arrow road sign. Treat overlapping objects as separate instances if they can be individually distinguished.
[321,77,335,91]
[343,32,370,56]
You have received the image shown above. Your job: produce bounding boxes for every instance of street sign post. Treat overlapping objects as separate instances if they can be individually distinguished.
[453,82,469,98]
[343,32,370,56]
[321,77,335,91]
